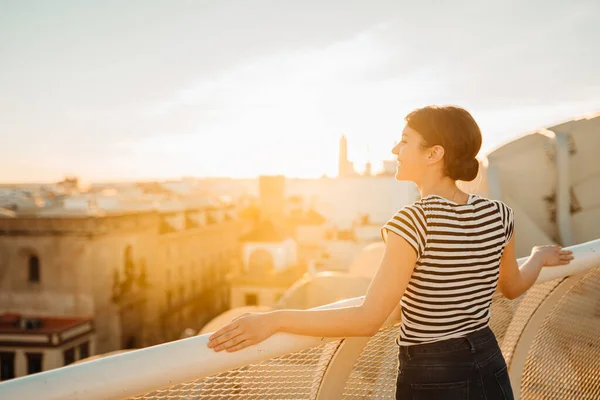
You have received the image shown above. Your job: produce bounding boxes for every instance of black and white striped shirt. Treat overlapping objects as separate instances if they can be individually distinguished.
[381,194,514,346]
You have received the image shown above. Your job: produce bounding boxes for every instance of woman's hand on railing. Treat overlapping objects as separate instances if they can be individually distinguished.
[207,312,278,353]
[531,245,574,267]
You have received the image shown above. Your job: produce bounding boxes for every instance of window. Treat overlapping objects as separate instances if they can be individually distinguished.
[123,246,134,280]
[166,290,173,309]
[244,293,258,306]
[29,255,40,283]
[26,353,43,375]
[124,336,137,349]
[63,347,75,366]
[0,352,15,381]
[79,341,90,360]
[139,260,148,286]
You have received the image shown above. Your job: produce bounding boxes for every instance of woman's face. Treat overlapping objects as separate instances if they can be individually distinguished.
[392,124,430,183]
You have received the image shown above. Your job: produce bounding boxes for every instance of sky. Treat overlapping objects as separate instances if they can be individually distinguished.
[1,0,599,182]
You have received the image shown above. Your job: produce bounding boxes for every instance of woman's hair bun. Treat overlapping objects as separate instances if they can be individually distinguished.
[449,158,479,182]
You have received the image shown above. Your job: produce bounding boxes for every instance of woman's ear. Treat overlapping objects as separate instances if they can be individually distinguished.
[427,145,445,165]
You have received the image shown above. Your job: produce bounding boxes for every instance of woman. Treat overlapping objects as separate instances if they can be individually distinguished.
[207,105,574,399]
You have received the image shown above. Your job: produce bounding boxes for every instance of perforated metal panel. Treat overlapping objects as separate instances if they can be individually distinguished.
[130,340,341,399]
[341,324,400,399]
[489,292,524,345]
[521,269,600,400]
[498,279,563,366]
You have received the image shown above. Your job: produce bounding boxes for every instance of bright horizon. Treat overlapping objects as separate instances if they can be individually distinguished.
[1,1,599,183]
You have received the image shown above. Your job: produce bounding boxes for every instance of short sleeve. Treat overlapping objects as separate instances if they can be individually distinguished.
[495,201,515,245]
[381,205,427,258]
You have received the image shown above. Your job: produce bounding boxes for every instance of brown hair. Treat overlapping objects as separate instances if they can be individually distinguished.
[405,105,482,182]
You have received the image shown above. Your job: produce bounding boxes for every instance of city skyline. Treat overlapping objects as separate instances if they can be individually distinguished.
[1,1,599,182]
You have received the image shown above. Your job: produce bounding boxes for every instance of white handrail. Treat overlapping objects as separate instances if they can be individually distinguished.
[534,239,599,284]
[0,299,357,400]
[0,239,598,400]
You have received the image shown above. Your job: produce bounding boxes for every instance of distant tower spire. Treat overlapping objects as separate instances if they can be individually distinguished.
[364,143,372,176]
[338,135,349,178]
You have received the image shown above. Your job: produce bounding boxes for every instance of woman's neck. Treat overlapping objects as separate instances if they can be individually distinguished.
[418,178,468,204]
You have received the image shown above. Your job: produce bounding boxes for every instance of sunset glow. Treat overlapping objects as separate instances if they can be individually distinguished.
[1,1,599,182]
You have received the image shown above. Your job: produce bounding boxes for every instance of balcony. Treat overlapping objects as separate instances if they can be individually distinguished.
[1,238,599,400]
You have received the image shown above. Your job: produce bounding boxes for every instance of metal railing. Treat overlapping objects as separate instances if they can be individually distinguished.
[1,239,599,400]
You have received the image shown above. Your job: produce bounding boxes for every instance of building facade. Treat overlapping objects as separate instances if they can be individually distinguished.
[0,204,246,366]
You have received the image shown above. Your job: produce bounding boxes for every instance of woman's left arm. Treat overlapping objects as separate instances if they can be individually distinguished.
[208,233,416,352]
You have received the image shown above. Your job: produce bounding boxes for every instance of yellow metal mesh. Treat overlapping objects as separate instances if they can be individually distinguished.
[130,340,341,399]
[489,292,524,345]
[341,324,401,399]
[497,279,563,365]
[521,268,600,400]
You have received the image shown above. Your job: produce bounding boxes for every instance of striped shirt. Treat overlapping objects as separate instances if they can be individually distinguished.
[381,194,514,346]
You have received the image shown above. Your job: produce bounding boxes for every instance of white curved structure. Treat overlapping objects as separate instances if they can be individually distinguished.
[475,114,600,257]
[347,242,385,279]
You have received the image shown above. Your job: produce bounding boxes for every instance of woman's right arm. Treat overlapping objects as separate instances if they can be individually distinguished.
[497,232,574,300]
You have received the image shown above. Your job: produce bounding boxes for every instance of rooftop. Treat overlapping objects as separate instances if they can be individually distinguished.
[0,313,92,335]
[240,220,291,243]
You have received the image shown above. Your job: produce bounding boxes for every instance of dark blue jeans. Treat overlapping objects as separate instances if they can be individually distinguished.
[395,326,514,399]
